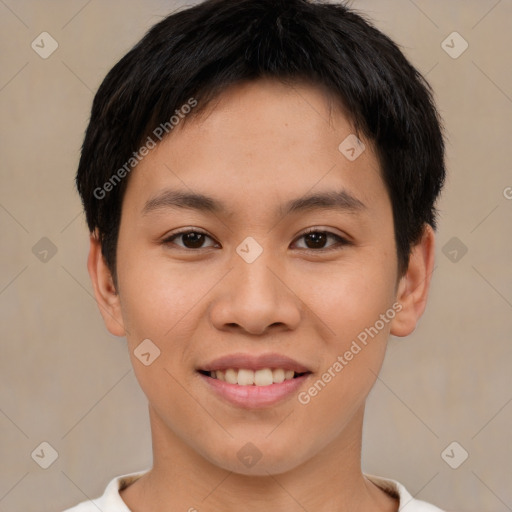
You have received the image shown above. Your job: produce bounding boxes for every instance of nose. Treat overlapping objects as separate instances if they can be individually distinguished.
[208,246,302,336]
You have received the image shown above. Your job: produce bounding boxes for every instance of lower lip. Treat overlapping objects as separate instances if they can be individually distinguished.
[198,372,311,409]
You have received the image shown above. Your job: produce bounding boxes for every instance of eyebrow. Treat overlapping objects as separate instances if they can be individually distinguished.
[142,188,366,217]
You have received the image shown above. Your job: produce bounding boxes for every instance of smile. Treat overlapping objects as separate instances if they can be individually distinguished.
[199,368,308,386]
[198,369,312,409]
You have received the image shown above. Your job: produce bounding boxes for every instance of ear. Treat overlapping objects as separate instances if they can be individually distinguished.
[87,231,126,337]
[390,224,436,337]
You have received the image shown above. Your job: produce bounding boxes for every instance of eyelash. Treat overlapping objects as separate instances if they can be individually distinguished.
[161,227,350,253]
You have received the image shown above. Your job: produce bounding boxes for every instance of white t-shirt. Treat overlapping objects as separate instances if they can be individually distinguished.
[62,469,445,511]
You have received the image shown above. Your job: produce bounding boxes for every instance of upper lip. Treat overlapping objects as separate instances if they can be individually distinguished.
[198,352,312,373]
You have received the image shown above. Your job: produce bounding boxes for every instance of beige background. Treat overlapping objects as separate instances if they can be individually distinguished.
[1,0,511,510]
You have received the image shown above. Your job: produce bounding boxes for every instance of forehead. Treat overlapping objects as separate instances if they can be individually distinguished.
[180,78,355,155]
[122,78,386,219]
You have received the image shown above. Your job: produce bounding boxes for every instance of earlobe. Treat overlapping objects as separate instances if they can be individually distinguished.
[390,224,436,338]
[87,232,126,337]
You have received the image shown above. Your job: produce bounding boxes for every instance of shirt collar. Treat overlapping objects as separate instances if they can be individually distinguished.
[98,469,434,512]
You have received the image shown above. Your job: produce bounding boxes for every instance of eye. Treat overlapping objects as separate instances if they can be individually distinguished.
[292,228,350,252]
[162,229,219,250]
[162,228,350,252]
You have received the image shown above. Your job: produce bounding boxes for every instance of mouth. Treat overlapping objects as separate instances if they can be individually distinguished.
[197,368,311,386]
[196,352,313,408]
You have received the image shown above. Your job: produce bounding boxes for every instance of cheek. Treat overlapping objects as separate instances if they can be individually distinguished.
[302,258,397,344]
[117,249,213,342]
[294,258,396,403]
[115,252,210,431]
[115,252,223,398]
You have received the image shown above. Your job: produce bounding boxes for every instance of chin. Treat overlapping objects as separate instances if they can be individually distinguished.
[203,440,310,477]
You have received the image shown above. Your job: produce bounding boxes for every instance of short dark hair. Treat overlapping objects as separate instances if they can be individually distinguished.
[76,0,446,283]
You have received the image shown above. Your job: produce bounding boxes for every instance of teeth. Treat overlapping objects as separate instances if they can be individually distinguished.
[254,368,273,386]
[237,368,255,386]
[272,368,285,383]
[207,367,301,386]
[225,368,238,384]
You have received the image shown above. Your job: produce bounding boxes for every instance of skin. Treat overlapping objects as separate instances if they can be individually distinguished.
[88,78,435,512]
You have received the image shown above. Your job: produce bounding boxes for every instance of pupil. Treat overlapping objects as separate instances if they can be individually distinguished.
[305,232,326,249]
[184,232,204,248]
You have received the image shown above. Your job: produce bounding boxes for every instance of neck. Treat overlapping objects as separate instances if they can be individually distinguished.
[120,404,398,512]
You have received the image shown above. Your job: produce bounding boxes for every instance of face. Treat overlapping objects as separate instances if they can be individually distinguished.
[94,78,421,476]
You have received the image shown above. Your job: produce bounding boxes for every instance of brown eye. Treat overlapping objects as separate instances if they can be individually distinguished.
[180,232,207,249]
[163,230,217,250]
[303,231,328,249]
[293,229,349,252]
